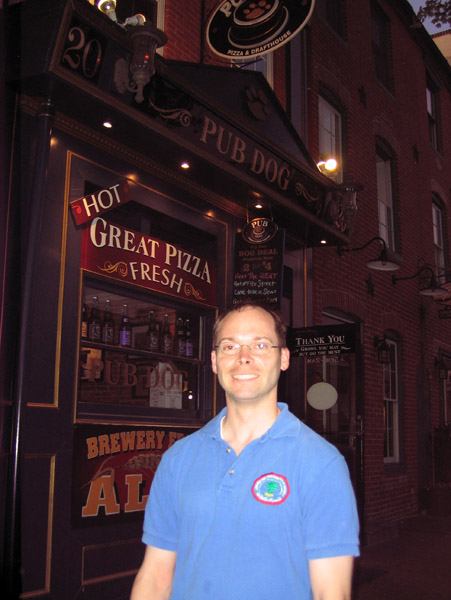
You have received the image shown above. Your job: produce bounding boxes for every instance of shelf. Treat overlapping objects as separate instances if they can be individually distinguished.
[80,339,204,364]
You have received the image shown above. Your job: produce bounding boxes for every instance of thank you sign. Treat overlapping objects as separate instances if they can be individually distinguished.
[289,324,357,358]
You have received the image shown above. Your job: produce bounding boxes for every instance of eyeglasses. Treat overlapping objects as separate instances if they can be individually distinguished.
[214,341,281,356]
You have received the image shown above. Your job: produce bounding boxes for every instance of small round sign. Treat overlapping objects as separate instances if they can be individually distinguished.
[306,382,338,410]
[242,218,278,243]
[206,0,316,60]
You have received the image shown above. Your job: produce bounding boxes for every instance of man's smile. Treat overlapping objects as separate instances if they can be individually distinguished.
[232,373,259,380]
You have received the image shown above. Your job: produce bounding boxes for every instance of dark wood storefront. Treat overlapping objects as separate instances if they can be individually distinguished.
[2,1,363,597]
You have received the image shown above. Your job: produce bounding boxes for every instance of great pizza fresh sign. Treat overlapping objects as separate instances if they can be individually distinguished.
[81,217,216,305]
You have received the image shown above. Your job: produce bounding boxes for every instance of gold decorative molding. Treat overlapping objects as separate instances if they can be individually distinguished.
[19,95,246,222]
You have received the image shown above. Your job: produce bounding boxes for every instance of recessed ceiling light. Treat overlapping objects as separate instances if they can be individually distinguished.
[180,161,190,169]
[320,239,327,245]
[103,121,113,129]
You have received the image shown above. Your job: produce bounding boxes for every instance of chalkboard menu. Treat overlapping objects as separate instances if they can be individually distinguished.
[233,229,285,308]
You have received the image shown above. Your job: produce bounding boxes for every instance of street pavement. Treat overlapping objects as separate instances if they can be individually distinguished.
[352,513,451,599]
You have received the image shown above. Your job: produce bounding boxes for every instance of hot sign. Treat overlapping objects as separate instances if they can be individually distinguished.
[70,180,132,226]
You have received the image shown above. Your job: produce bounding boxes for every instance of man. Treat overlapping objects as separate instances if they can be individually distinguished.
[131,302,360,600]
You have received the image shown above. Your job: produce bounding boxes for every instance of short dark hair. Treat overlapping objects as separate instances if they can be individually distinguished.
[213,301,287,348]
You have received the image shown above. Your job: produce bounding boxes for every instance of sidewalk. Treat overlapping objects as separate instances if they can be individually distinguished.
[352,514,451,599]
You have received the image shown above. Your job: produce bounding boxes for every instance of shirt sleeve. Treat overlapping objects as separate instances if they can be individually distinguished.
[142,450,180,551]
[301,455,360,560]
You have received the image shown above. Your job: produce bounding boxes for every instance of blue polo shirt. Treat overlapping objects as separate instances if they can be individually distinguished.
[143,403,360,599]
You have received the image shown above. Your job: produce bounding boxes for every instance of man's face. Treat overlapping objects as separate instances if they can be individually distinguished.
[211,306,290,406]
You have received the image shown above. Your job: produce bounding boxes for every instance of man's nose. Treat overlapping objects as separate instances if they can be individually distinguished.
[237,345,253,362]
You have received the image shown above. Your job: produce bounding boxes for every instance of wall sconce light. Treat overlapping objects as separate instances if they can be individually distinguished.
[127,23,167,103]
[374,336,391,364]
[338,236,400,271]
[392,266,447,298]
[339,182,362,230]
[317,158,338,174]
[435,357,449,380]
[113,20,168,104]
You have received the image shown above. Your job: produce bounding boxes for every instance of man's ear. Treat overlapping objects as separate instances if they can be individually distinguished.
[280,348,290,372]
[211,349,218,374]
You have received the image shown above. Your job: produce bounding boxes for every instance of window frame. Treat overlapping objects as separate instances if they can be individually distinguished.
[376,141,397,252]
[232,53,274,88]
[383,337,400,464]
[432,196,448,283]
[317,0,346,40]
[371,2,393,92]
[426,76,441,152]
[318,93,344,183]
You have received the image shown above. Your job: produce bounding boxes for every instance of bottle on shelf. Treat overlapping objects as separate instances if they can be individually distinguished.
[81,302,88,339]
[146,310,160,352]
[175,317,186,356]
[102,298,114,344]
[88,296,101,341]
[184,318,193,357]
[161,313,172,354]
[119,303,132,347]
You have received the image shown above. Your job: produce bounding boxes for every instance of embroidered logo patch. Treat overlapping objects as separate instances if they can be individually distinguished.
[252,472,290,505]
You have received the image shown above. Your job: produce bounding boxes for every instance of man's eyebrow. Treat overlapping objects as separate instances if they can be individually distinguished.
[217,336,273,343]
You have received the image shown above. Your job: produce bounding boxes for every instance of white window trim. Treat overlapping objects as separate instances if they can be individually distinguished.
[432,202,446,281]
[156,0,165,56]
[383,339,399,463]
[318,96,343,183]
[231,53,274,88]
[376,152,395,250]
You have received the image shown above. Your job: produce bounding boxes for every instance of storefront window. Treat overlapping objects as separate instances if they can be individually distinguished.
[78,277,215,423]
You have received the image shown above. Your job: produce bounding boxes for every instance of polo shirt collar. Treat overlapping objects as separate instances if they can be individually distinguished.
[201,402,300,441]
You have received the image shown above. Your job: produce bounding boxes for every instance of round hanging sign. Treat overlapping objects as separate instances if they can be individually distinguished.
[306,382,338,411]
[206,0,316,60]
[242,218,278,243]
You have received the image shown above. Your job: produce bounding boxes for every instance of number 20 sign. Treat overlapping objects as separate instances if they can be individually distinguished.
[61,19,106,81]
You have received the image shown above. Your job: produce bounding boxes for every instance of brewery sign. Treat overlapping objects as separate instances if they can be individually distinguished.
[206,0,315,59]
[71,423,191,526]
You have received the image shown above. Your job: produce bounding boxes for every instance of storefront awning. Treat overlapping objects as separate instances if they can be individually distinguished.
[6,0,356,247]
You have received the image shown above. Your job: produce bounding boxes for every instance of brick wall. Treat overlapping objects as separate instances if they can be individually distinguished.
[307,1,451,525]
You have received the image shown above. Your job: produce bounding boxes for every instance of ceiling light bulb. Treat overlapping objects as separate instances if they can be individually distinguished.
[180,162,190,169]
[97,0,117,21]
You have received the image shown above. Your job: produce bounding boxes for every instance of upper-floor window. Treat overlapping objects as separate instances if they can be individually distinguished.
[383,338,400,463]
[426,77,440,151]
[318,95,343,183]
[432,198,447,283]
[317,0,345,39]
[233,53,274,87]
[371,2,392,91]
[376,143,396,250]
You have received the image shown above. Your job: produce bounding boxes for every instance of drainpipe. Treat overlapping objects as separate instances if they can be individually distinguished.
[4,95,55,598]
